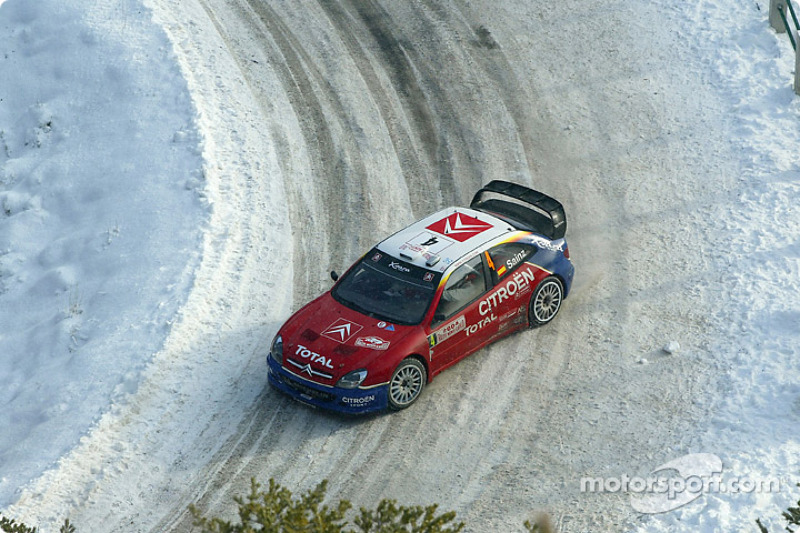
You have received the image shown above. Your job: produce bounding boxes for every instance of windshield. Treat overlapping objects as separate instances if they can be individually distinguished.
[332,251,441,325]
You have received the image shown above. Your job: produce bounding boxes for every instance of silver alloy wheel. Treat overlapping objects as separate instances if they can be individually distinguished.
[530,277,563,326]
[388,359,426,409]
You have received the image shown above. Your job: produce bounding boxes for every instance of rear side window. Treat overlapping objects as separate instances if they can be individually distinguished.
[486,242,536,279]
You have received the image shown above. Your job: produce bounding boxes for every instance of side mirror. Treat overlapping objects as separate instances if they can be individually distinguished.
[330,270,339,282]
[433,312,446,323]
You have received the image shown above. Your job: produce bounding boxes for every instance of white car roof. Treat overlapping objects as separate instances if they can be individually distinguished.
[376,207,515,273]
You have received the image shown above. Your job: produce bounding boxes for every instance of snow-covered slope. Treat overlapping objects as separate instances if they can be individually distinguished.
[0,0,798,531]
[634,2,800,530]
[0,0,206,508]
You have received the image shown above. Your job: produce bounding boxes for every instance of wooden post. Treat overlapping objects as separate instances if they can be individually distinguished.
[771,0,788,32]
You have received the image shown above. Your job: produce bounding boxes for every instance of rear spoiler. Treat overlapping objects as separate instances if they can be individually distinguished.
[470,180,567,240]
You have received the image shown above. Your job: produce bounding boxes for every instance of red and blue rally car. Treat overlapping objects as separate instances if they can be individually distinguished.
[267,180,574,413]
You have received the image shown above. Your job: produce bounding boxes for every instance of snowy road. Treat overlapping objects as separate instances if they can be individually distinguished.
[3,0,798,531]
[125,1,731,530]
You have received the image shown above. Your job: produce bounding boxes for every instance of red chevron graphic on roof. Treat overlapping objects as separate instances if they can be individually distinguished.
[425,212,493,242]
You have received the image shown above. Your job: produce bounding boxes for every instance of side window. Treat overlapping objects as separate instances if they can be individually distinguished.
[433,255,487,322]
[486,243,536,280]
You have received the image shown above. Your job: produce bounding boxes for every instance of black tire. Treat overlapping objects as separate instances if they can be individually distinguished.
[388,358,427,410]
[529,276,564,327]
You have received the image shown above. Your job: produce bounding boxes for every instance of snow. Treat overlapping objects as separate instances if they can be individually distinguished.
[0,0,206,508]
[663,341,680,355]
[0,0,798,531]
[655,1,800,530]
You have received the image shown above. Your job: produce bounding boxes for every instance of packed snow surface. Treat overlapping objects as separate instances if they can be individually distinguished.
[0,0,798,531]
[0,0,206,509]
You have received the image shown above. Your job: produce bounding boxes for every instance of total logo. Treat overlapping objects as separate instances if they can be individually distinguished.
[466,313,496,336]
[426,212,493,242]
[321,318,363,343]
[295,344,334,369]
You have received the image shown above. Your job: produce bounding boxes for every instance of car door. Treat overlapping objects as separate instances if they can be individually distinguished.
[426,253,495,370]
[482,241,539,337]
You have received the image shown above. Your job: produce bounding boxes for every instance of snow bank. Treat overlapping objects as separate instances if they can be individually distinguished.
[634,0,800,530]
[0,0,206,507]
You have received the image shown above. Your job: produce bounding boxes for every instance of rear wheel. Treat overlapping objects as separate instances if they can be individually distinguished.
[388,358,427,410]
[529,276,564,327]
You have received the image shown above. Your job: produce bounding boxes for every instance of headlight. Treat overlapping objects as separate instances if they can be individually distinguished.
[270,334,283,364]
[336,369,367,389]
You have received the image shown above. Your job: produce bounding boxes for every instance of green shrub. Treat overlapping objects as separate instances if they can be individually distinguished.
[189,478,465,533]
[757,482,800,532]
[0,515,37,533]
[352,498,463,533]
[0,517,73,533]
[2,479,554,533]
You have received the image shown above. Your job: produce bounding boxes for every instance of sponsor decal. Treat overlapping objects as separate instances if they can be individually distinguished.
[531,235,564,253]
[343,395,376,405]
[388,261,411,273]
[321,318,363,343]
[423,272,435,282]
[479,266,538,316]
[466,313,497,336]
[371,252,383,262]
[355,336,390,350]
[294,344,334,370]
[400,231,455,256]
[376,321,396,332]
[428,315,466,348]
[499,305,527,332]
[426,212,493,242]
[499,309,518,322]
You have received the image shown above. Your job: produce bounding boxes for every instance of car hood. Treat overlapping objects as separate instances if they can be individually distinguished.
[280,292,414,384]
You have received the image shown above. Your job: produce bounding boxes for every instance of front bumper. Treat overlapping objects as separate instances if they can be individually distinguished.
[266,354,388,414]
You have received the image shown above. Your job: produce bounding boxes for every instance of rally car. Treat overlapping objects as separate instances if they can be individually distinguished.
[267,180,574,414]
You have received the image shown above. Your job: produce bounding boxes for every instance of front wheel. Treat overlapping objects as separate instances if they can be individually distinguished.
[388,358,427,410]
[529,276,564,327]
